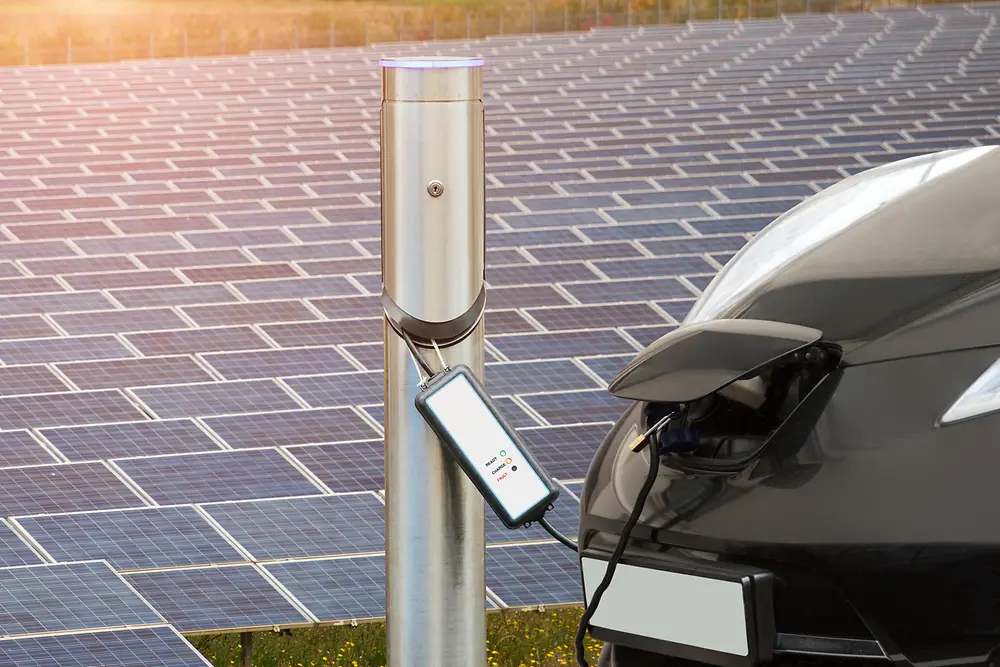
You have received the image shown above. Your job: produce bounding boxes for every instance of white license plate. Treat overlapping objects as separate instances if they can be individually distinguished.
[581,556,773,666]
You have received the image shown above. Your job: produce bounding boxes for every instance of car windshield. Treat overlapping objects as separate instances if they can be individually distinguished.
[684,146,996,324]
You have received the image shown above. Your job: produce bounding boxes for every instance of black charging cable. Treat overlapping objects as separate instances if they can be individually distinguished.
[539,515,578,552]
[574,416,670,667]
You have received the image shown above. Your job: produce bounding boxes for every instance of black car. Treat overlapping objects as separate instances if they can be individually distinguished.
[577,146,1000,667]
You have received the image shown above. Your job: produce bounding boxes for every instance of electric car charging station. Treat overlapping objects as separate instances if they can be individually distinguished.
[380,54,1000,667]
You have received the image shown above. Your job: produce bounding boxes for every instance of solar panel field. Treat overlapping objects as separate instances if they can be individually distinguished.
[0,4,995,662]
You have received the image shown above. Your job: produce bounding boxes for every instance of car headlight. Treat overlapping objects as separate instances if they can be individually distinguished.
[940,356,1000,425]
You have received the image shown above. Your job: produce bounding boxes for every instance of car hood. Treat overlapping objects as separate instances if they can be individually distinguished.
[683,146,1000,365]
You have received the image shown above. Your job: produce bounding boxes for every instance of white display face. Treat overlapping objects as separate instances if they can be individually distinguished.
[425,373,551,521]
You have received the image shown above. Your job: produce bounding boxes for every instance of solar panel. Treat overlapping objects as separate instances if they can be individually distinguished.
[577,355,632,384]
[520,390,631,426]
[233,276,358,301]
[113,449,324,504]
[40,419,223,461]
[58,357,216,391]
[0,390,148,430]
[261,318,383,347]
[0,561,164,636]
[53,308,190,336]
[125,327,270,356]
[485,543,582,607]
[128,380,303,418]
[263,556,385,623]
[485,360,603,395]
[283,372,383,408]
[340,343,384,372]
[485,489,580,545]
[0,4,992,632]
[124,565,313,633]
[562,278,696,305]
[490,330,638,361]
[202,407,379,449]
[0,430,59,467]
[0,626,213,667]
[0,335,136,364]
[0,316,59,341]
[14,506,246,572]
[201,493,384,560]
[0,521,43,568]
[201,347,356,380]
[517,424,612,480]
[0,462,146,516]
[0,364,70,396]
[525,303,669,331]
[285,441,384,493]
[111,285,238,309]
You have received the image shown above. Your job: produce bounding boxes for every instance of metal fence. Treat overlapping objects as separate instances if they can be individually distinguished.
[0,0,971,67]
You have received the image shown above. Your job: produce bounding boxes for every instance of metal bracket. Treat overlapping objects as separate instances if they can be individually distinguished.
[382,285,486,350]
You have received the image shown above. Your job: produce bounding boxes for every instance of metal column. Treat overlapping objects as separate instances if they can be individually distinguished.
[380,57,487,667]
[239,632,252,667]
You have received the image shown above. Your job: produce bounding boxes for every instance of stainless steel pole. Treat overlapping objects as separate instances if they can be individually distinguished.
[381,57,487,667]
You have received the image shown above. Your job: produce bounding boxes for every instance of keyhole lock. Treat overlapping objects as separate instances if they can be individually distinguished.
[427,180,444,197]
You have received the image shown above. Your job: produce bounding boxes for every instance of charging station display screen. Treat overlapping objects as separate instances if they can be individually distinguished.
[423,372,553,522]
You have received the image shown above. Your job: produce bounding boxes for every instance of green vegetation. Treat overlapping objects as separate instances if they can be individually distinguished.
[190,605,604,667]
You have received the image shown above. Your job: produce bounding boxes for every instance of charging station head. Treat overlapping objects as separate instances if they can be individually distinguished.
[415,365,560,528]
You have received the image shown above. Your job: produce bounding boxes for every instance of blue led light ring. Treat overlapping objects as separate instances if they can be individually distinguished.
[380,58,485,69]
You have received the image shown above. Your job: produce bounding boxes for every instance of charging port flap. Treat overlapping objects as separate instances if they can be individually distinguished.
[608,319,823,404]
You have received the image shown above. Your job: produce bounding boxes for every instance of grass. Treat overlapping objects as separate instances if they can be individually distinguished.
[190,605,604,667]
